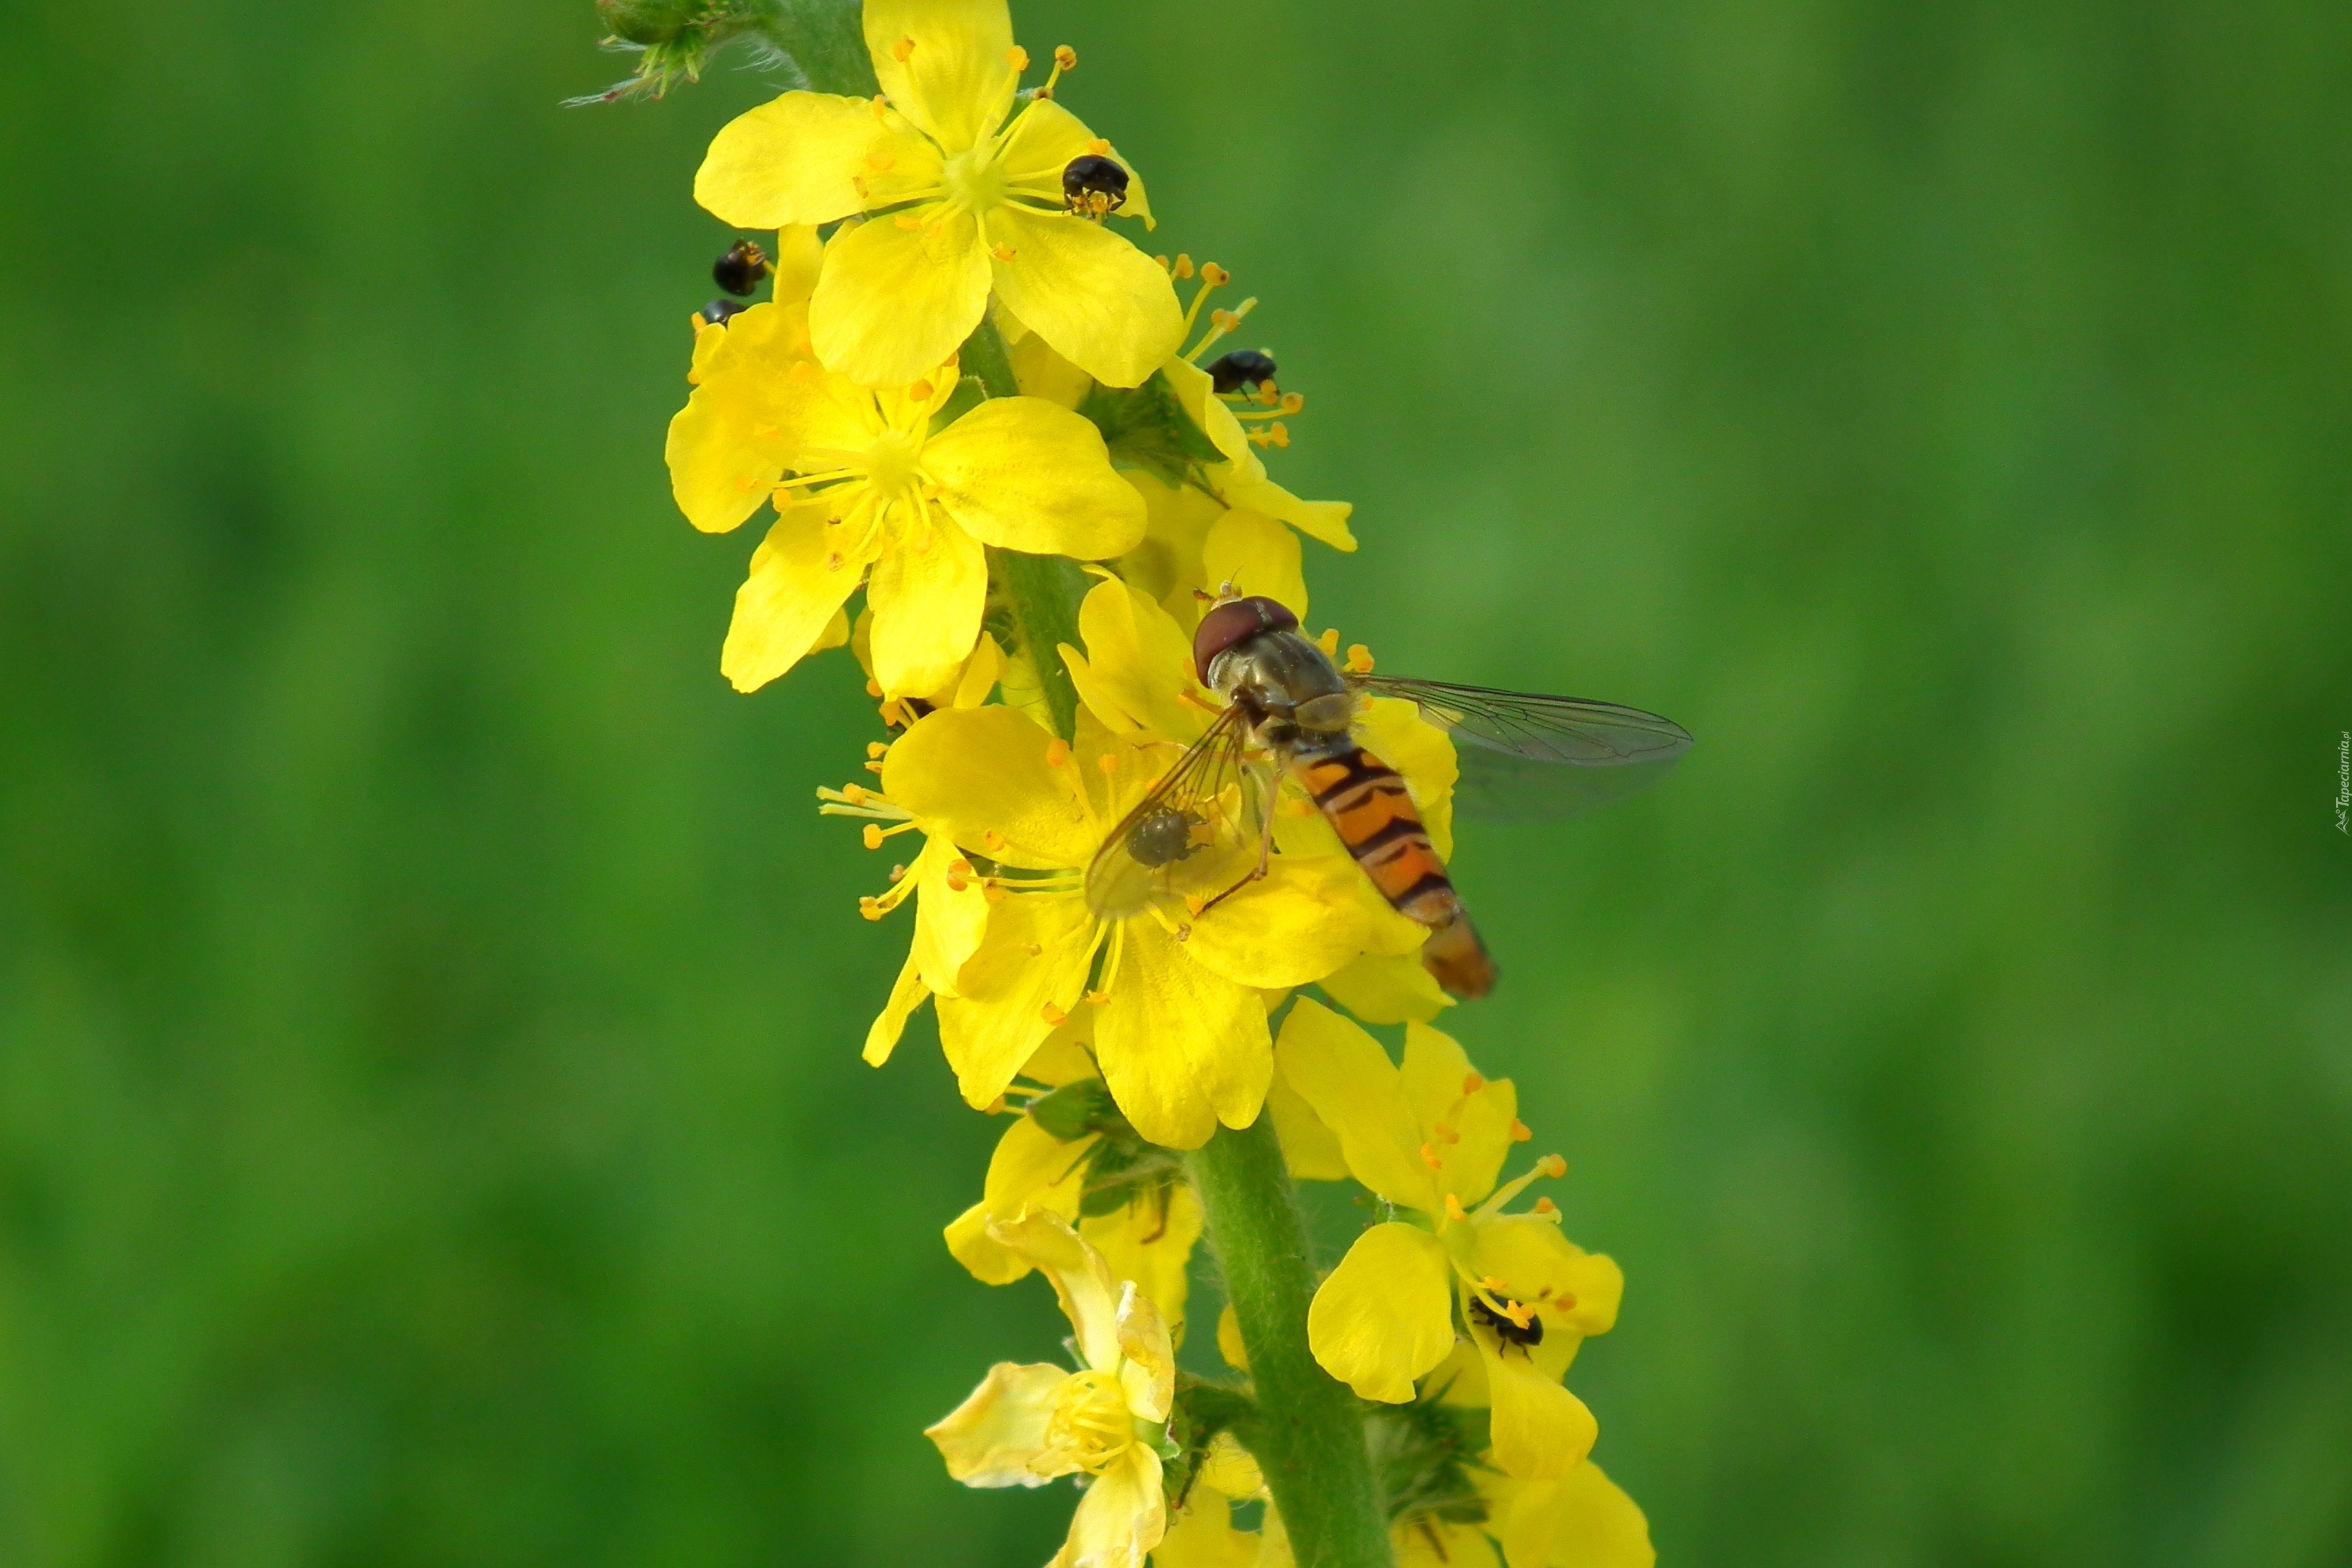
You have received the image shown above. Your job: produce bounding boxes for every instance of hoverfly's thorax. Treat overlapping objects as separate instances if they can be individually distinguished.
[1205,627,1352,752]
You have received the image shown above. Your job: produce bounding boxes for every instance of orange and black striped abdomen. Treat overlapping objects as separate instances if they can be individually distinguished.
[1291,745,1498,997]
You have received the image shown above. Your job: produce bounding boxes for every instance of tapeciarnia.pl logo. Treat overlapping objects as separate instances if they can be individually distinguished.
[2337,731,2349,834]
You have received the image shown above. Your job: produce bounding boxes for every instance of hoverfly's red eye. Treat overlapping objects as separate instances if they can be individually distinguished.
[1191,596,1298,683]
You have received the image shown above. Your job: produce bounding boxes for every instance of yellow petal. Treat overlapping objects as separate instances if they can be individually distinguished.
[996,99,1155,226]
[665,302,809,533]
[1474,1322,1598,1479]
[883,705,1096,868]
[1319,950,1453,1026]
[945,1115,1091,1284]
[1215,1303,1248,1373]
[1153,1489,1259,1568]
[1401,1024,1514,1206]
[987,1208,1160,1384]
[810,208,992,387]
[696,92,914,228]
[1185,855,1423,992]
[1082,1179,1201,1334]
[720,501,866,692]
[1200,1433,1260,1501]
[867,515,986,698]
[1214,466,1357,551]
[911,830,990,994]
[863,0,1014,154]
[770,223,825,308]
[1396,1520,1499,1568]
[1116,470,1224,612]
[936,892,1095,1107]
[862,950,930,1066]
[1003,302,1095,407]
[1272,997,1436,1210]
[1074,576,1206,740]
[1305,1223,1456,1402]
[925,1360,1068,1487]
[1161,353,1254,469]
[1266,1052,1349,1182]
[1052,1444,1166,1568]
[990,205,1184,388]
[1543,1462,1654,1568]
[1093,924,1272,1149]
[1201,509,1308,618]
[925,397,1146,558]
[1353,696,1458,861]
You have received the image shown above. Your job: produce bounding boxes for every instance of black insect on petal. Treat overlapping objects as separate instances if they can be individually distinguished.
[712,238,772,297]
[1468,1296,1544,1348]
[1062,154,1130,217]
[698,298,747,327]
[1206,349,1278,396]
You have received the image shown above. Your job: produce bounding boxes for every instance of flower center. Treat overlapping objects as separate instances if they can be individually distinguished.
[862,429,925,498]
[1041,1369,1134,1476]
[940,145,1009,215]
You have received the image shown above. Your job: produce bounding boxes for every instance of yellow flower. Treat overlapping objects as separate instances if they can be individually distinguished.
[877,703,1424,1148]
[693,0,1182,387]
[671,347,1143,697]
[928,1210,1175,1568]
[1277,999,1622,1477]
[945,1021,1204,1331]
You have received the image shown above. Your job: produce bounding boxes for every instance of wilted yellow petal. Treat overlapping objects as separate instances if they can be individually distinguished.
[991,205,1184,388]
[1272,997,1436,1209]
[720,501,867,692]
[867,516,987,698]
[883,705,1095,868]
[1093,923,1272,1149]
[925,1359,1066,1486]
[1083,1179,1200,1334]
[811,209,992,387]
[863,0,1014,154]
[925,398,1146,558]
[1305,1222,1455,1402]
[696,92,919,228]
[1202,509,1307,618]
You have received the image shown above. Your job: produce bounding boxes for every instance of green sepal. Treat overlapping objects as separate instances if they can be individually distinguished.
[1080,371,1224,488]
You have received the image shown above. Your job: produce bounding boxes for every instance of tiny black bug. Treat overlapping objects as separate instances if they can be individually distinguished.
[1123,807,1197,868]
[712,238,772,297]
[1468,1296,1545,1348]
[1206,349,1278,396]
[1062,154,1130,217]
[698,298,747,327]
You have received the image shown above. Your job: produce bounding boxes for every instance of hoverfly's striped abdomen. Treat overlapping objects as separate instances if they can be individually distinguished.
[1293,745,1498,999]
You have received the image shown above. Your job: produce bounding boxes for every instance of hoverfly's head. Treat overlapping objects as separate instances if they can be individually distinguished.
[1191,593,1298,685]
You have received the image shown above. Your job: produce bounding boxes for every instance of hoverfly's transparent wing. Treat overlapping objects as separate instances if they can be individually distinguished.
[1353,676,1692,822]
[1084,705,1275,921]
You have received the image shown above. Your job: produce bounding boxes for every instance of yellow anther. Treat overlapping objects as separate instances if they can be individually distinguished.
[863,759,885,775]
[984,1095,1010,1115]
[983,879,1007,905]
[908,378,933,402]
[1542,1154,1568,1179]
[1184,893,1208,917]
[870,94,890,120]
[1261,421,1291,447]
[1436,1125,1461,1144]
[1344,643,1374,674]
[1097,753,1119,775]
[1153,254,1171,270]
[1086,136,1110,155]
[1006,45,1028,70]
[1055,45,1077,70]
[1444,1193,1469,1222]
[886,863,908,883]
[1317,627,1340,657]
[894,214,924,230]
[1044,738,1071,768]
[1533,1195,1557,1215]
[858,896,884,921]
[1480,1275,1508,1293]
[983,829,1006,851]
[861,824,885,850]
[991,242,1017,261]
[865,150,896,172]
[841,783,870,804]
[1041,1002,1068,1026]
[892,35,915,61]
[1086,990,1112,1006]
[1462,1072,1485,1095]
[946,858,975,891]
[1202,263,1231,286]
[789,359,819,382]
[1504,1301,1534,1329]
[1024,943,1043,957]
[1553,1289,1578,1309]
[1509,1117,1532,1142]
[866,742,888,760]
[1173,253,1195,279]
[1419,1142,1443,1171]
[1279,391,1306,413]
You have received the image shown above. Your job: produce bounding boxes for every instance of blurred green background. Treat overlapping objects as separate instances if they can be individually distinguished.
[3,0,2348,1563]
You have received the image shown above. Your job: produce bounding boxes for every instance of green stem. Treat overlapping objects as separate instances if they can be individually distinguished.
[753,1,877,96]
[1190,1119,1394,1568]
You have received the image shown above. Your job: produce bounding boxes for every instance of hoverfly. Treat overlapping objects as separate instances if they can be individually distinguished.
[1084,594,1692,999]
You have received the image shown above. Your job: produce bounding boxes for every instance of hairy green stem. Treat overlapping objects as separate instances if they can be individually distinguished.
[1191,1119,1394,1568]
[756,0,877,95]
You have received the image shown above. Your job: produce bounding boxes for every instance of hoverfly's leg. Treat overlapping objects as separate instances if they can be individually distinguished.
[1196,794,1278,916]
